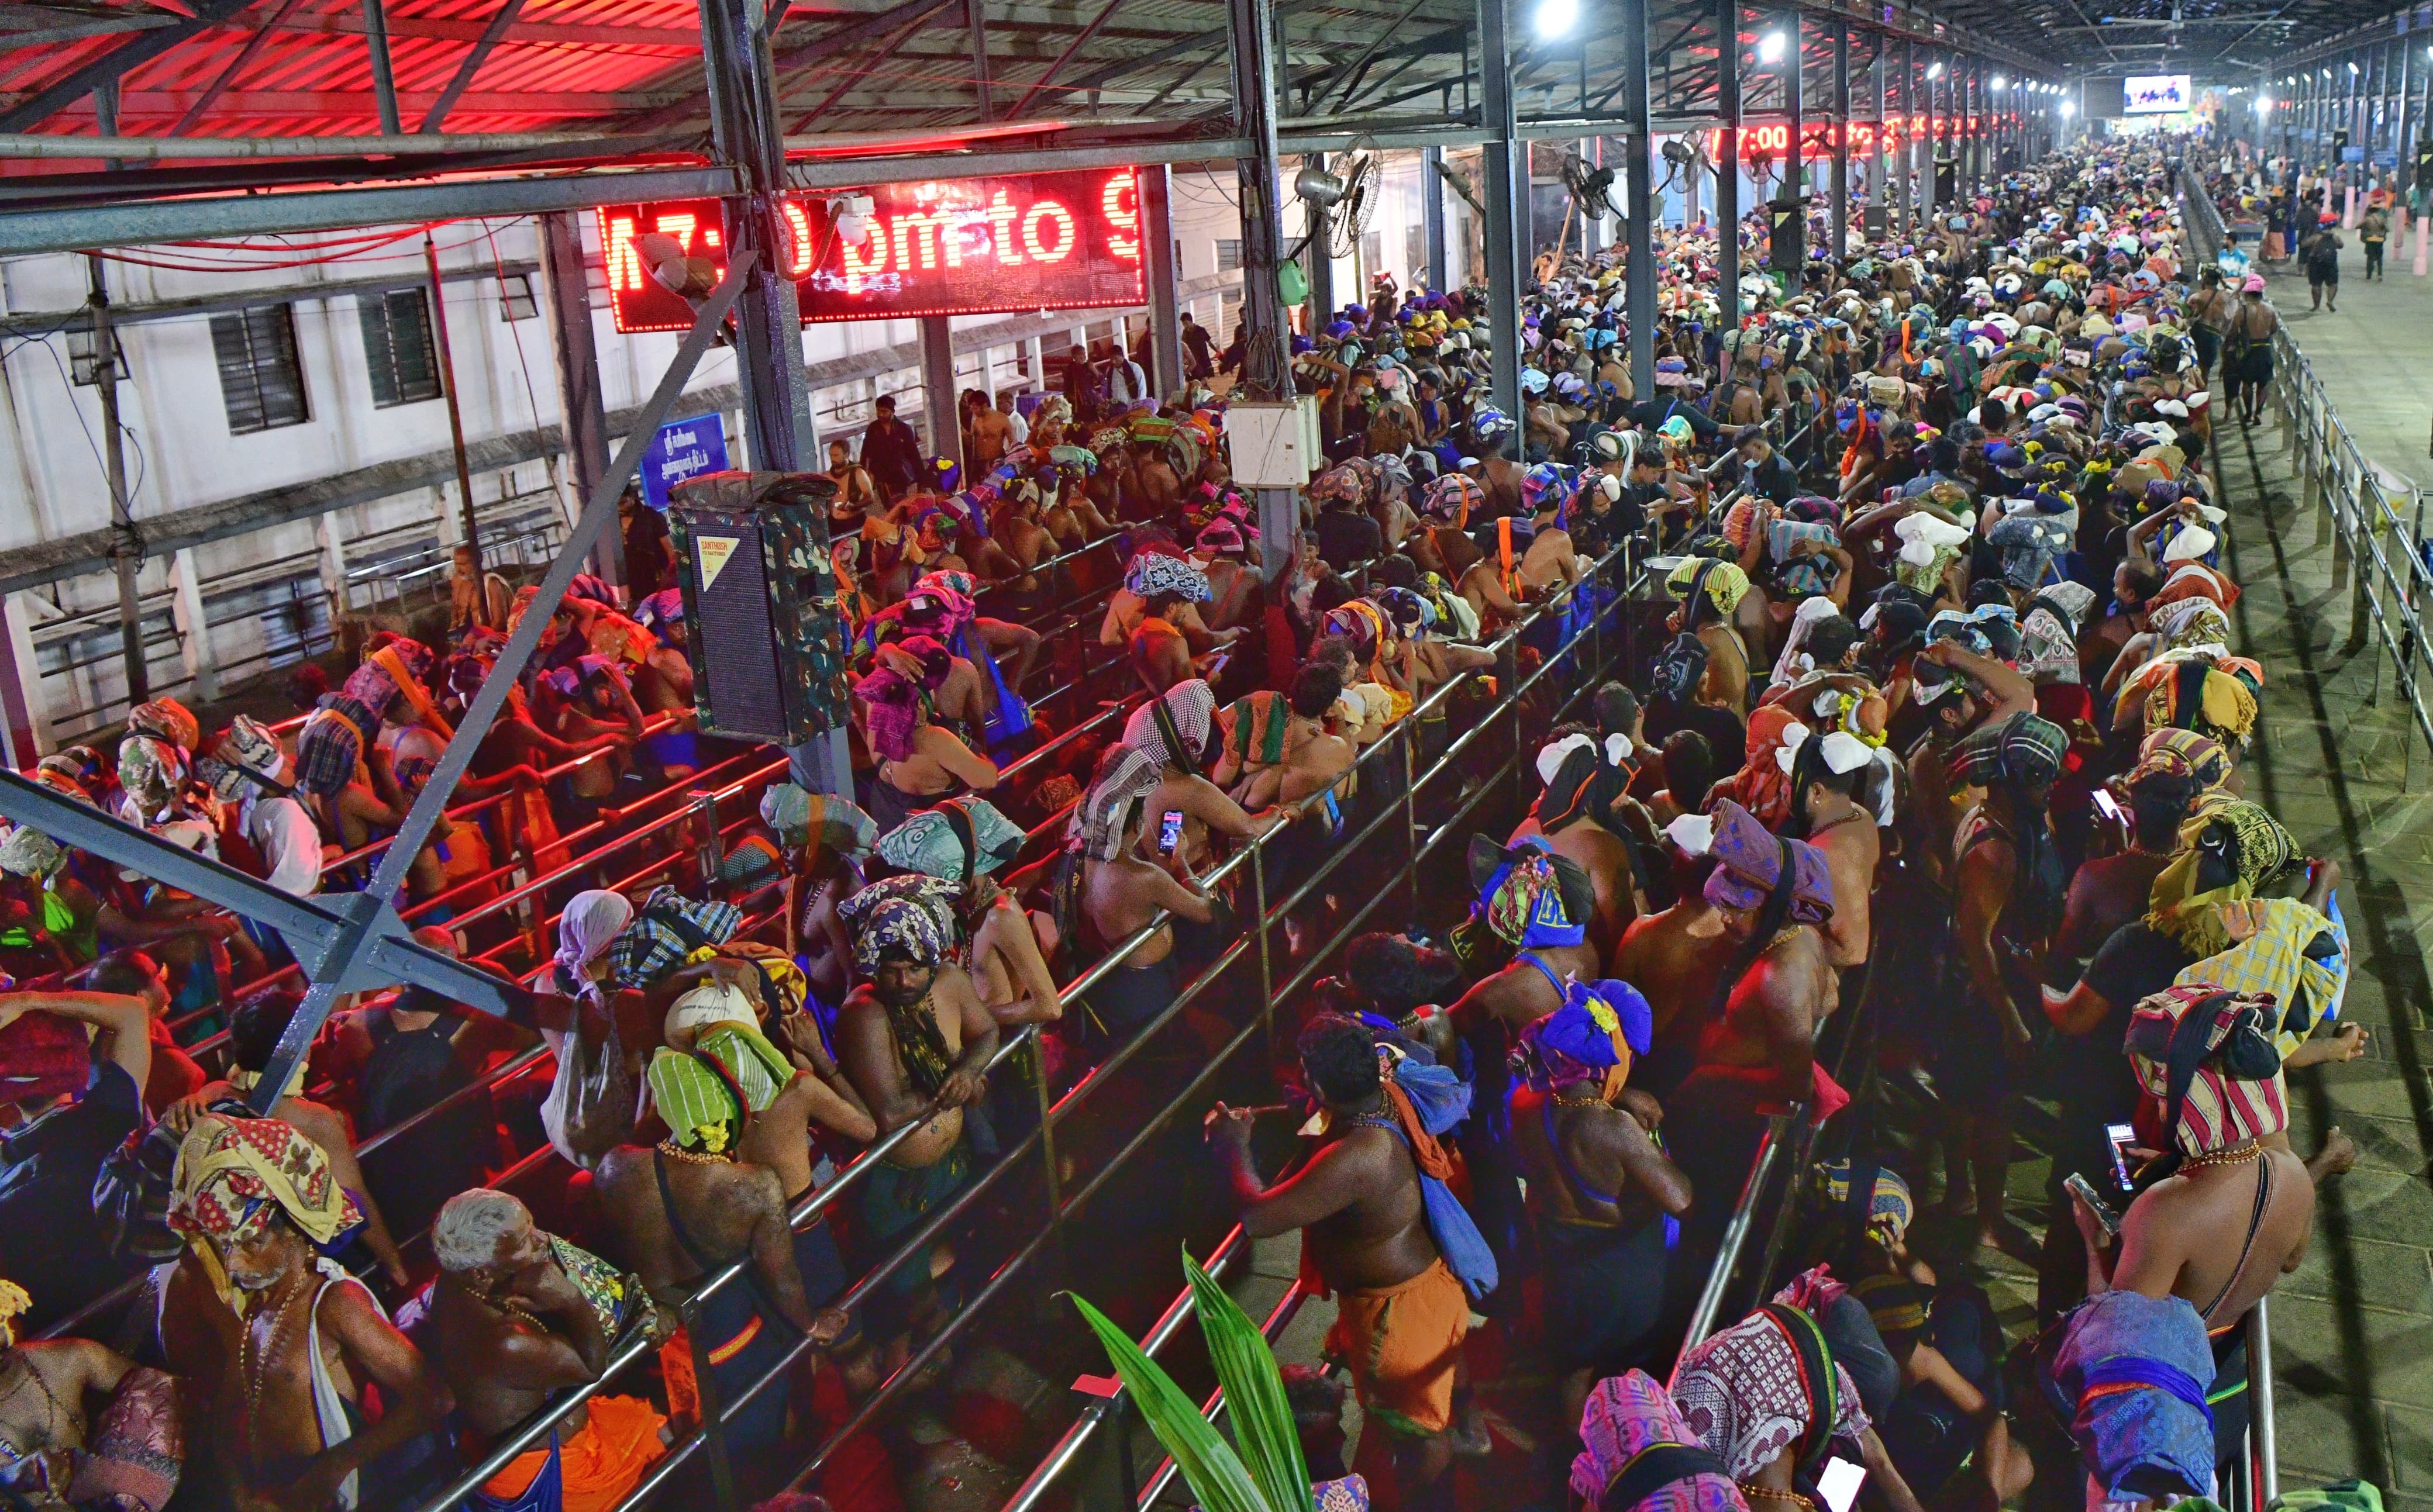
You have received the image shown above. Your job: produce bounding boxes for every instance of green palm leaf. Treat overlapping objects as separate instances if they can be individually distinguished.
[1069,1292,1283,1512]
[1183,1247,1315,1512]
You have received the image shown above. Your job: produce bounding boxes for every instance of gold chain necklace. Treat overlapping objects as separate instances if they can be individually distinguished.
[1552,1090,1614,1110]
[2183,1142,2264,1171]
[240,1282,308,1467]
[1739,1483,1817,1512]
[655,1140,732,1166]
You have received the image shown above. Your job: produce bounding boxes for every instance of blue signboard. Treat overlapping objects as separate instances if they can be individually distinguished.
[639,413,729,509]
[2343,145,2367,163]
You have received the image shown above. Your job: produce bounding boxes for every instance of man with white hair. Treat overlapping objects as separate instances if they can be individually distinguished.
[425,1187,670,1508]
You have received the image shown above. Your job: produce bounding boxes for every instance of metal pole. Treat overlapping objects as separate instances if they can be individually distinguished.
[423,236,485,574]
[1715,0,1742,325]
[697,0,841,790]
[1142,164,1184,399]
[967,0,993,120]
[2249,1296,2279,1503]
[1683,1114,1790,1349]
[1622,0,1655,399]
[1894,39,1911,237]
[1304,151,1336,322]
[1421,144,1449,290]
[919,315,960,472]
[538,210,620,589]
[1479,0,1524,426]
[1783,11,1803,204]
[1829,18,1848,258]
[361,0,404,136]
[1226,0,1298,580]
[83,254,146,708]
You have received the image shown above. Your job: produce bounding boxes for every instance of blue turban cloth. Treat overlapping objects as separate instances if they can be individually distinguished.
[2047,1290,2218,1504]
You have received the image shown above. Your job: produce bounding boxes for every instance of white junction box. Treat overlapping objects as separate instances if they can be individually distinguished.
[1224,398,1322,489]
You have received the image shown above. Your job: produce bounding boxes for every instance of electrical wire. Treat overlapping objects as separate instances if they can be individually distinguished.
[95,219,525,275]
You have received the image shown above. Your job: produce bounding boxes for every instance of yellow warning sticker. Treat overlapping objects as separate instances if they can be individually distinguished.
[695,535,742,592]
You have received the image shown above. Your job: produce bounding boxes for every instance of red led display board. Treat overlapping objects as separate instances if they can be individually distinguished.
[1706,116,2001,164]
[595,167,1146,334]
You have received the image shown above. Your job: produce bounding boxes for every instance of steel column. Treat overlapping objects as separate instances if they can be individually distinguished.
[538,210,619,586]
[1829,18,1848,258]
[1142,164,1184,399]
[1894,40,1911,237]
[967,0,993,119]
[1304,151,1336,323]
[1421,144,1449,289]
[1715,0,1742,326]
[361,0,405,134]
[1783,11,1803,202]
[1478,0,1524,427]
[1622,0,1655,399]
[920,316,960,472]
[423,235,485,574]
[1225,0,1298,580]
[83,254,146,710]
[2398,42,2415,223]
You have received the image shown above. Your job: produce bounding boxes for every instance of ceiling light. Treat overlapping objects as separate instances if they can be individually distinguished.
[1759,30,1787,62]
[1927,61,1945,78]
[1533,0,1577,39]
[1991,73,2008,88]
[2058,98,2075,118]
[2348,61,2359,74]
[2255,96,2272,115]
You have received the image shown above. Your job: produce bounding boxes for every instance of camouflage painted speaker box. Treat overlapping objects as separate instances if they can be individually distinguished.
[666,470,850,744]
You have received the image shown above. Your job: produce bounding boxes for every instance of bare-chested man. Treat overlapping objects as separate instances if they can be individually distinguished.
[2072,996,2359,1475]
[1072,754,1218,1041]
[1779,727,1882,968]
[1665,801,1838,1272]
[1610,817,1733,1097]
[1208,1014,1471,1508]
[170,1114,442,1512]
[426,1189,670,1507]
[0,1278,175,1511]
[833,896,999,1359]
[1516,733,1643,962]
[595,1055,833,1471]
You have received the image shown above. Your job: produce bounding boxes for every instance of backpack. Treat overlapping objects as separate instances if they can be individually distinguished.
[540,988,642,1171]
[94,1093,253,1267]
[1650,560,1721,706]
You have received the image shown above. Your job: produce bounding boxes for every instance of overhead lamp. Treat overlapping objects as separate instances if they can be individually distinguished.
[2255,95,2272,116]
[1927,60,1945,78]
[1759,30,1787,62]
[1533,0,1578,39]
[1991,73,2007,88]
[2058,98,2075,118]
[2348,60,2359,74]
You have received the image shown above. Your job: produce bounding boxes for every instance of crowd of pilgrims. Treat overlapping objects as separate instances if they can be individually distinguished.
[0,128,2365,1512]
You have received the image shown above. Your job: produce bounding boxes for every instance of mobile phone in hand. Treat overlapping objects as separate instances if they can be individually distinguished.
[1818,1458,1868,1512]
[2106,1121,2138,1192]
[1157,810,1186,854]
[2066,1171,2122,1238]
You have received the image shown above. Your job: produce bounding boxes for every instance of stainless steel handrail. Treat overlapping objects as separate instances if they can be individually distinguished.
[406,538,1653,1512]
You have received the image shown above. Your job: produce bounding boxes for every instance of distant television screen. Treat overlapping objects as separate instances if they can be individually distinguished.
[2124,75,2191,115]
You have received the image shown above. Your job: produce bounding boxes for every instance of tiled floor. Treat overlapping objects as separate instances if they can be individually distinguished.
[2204,388,2433,1504]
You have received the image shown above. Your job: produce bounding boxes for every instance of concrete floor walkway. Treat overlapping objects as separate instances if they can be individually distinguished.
[2251,233,2433,489]
[2204,405,2433,1506]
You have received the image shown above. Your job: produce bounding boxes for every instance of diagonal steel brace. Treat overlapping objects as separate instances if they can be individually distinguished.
[0,252,759,1116]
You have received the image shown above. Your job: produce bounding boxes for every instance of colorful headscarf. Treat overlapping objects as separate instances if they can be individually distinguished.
[2124,985,2290,1158]
[1811,1159,1915,1245]
[1571,1372,1749,1512]
[2142,664,2256,747]
[127,698,199,754]
[2131,727,2232,796]
[1945,711,2070,795]
[1725,706,1806,829]
[2143,801,2299,957]
[1124,552,1212,603]
[1703,800,1834,925]
[875,797,1026,882]
[171,1114,365,1248]
[2174,897,2347,1059]
[1666,557,1752,620]
[1124,679,1219,770]
[1477,843,1590,949]
[1421,473,1484,527]
[1671,1308,1873,1483]
[647,1048,746,1154]
[1515,980,1653,1100]
[758,785,878,865]
[553,889,634,985]
[0,824,67,879]
[1070,745,1163,862]
[849,894,948,975]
